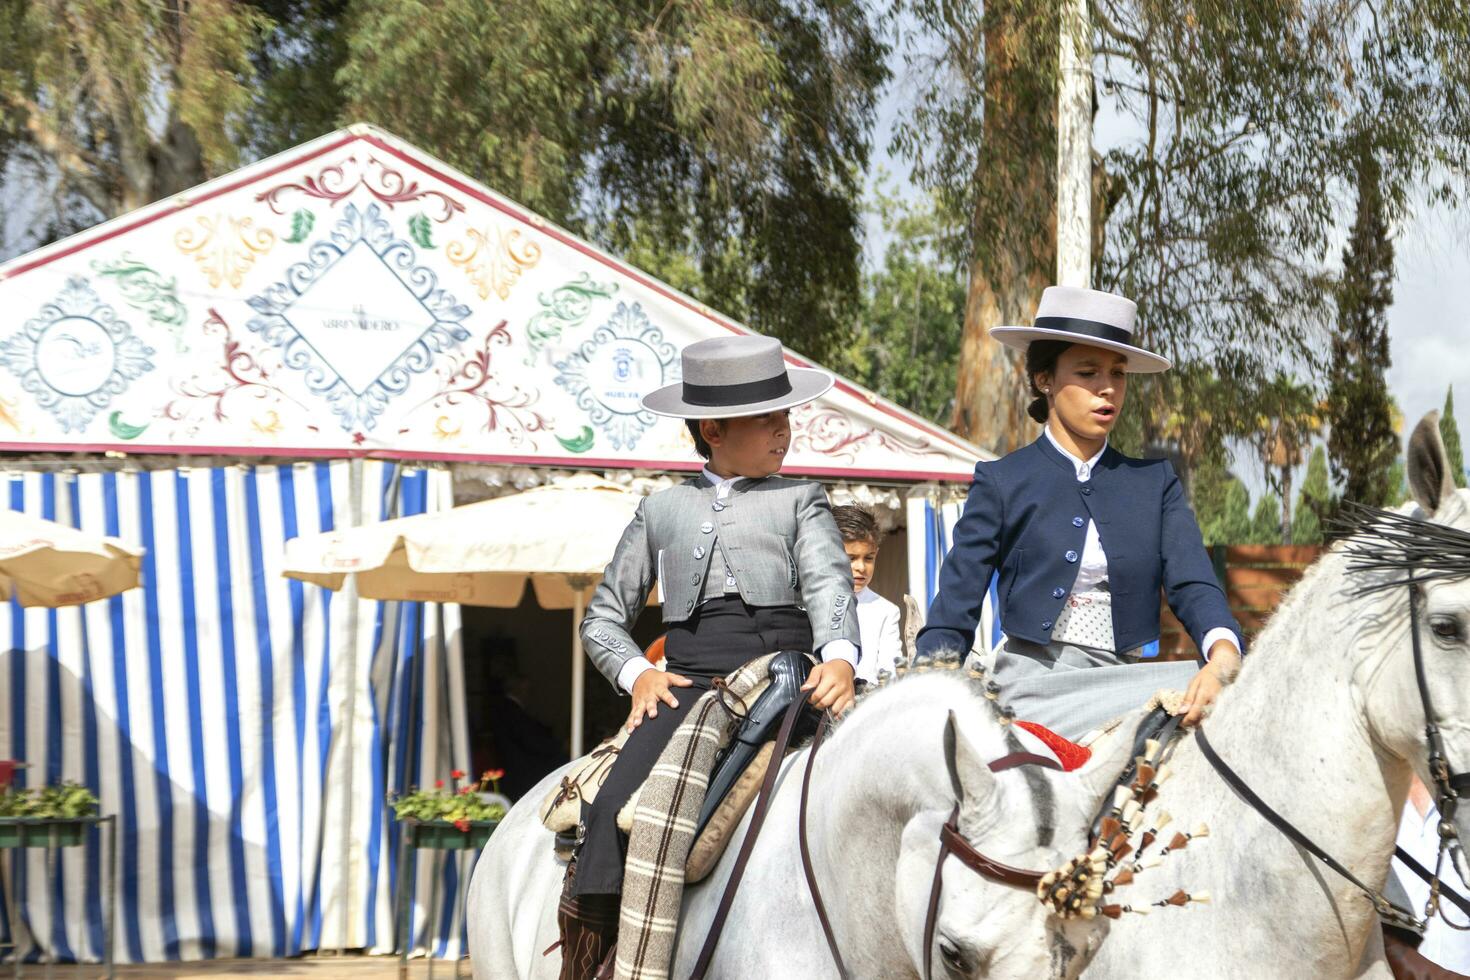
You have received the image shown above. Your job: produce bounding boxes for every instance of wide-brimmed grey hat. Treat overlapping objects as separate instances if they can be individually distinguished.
[641,335,833,419]
[989,286,1172,373]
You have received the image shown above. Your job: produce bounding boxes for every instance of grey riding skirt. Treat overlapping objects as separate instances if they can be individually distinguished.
[989,637,1202,741]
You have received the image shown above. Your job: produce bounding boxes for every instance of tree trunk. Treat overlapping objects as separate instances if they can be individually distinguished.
[950,0,1059,455]
[1280,463,1294,545]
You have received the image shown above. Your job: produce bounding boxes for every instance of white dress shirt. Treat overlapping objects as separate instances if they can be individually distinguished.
[616,466,860,692]
[853,588,902,684]
[1043,426,1241,661]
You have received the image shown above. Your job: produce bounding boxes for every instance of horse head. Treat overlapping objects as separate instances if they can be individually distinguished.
[893,700,1138,979]
[1347,415,1470,850]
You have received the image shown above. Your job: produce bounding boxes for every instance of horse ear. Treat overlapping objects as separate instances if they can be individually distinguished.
[943,709,997,810]
[1408,412,1457,518]
[1071,715,1142,812]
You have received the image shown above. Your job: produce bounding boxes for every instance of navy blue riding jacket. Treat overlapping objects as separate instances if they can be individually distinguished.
[916,436,1240,661]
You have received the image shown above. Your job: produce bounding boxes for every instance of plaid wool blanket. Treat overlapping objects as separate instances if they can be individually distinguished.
[613,653,778,980]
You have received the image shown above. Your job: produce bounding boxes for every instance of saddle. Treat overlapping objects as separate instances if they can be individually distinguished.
[541,651,818,881]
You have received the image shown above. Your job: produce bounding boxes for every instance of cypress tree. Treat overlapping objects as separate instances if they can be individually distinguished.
[1442,386,1467,488]
[1328,145,1398,507]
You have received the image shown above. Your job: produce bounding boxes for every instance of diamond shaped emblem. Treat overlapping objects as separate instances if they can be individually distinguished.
[247,203,471,431]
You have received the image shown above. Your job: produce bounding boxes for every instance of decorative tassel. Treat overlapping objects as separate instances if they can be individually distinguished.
[1101,904,1149,919]
[1154,890,1210,908]
[1111,868,1135,886]
[1100,816,1121,842]
[1122,799,1142,828]
[1158,823,1208,858]
[1132,762,1157,793]
[1143,738,1162,764]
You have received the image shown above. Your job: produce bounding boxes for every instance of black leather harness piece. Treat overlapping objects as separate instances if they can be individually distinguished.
[1196,502,1470,931]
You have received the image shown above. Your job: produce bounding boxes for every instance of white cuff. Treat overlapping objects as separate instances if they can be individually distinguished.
[617,656,657,694]
[820,639,860,669]
[1201,628,1242,662]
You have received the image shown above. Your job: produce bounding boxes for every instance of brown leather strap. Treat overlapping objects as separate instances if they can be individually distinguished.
[939,820,1046,889]
[921,751,1061,980]
[922,806,959,980]
[689,694,808,979]
[799,712,849,979]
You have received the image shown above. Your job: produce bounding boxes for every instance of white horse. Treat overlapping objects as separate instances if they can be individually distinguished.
[468,668,1139,979]
[1082,413,1470,979]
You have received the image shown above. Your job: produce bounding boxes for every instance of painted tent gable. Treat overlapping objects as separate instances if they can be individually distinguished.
[0,126,981,480]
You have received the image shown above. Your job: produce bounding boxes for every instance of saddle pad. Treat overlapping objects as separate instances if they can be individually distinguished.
[614,740,780,884]
[540,727,631,833]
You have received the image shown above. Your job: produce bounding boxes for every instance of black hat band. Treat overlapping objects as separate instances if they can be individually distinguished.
[1033,316,1135,347]
[681,373,793,408]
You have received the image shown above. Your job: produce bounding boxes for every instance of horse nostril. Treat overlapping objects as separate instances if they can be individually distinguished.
[939,936,974,975]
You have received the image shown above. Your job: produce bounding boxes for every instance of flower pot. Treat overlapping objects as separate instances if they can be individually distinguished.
[406,819,498,850]
[0,819,88,848]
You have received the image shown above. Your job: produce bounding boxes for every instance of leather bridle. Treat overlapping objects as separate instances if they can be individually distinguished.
[1197,574,1470,931]
[919,751,1062,980]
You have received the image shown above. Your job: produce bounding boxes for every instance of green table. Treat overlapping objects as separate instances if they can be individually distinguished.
[0,816,115,980]
[395,819,497,979]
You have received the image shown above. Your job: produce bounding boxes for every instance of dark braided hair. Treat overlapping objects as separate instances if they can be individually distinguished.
[1025,340,1074,425]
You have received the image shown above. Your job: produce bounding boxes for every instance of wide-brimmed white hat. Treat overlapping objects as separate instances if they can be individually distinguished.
[989,286,1171,373]
[641,335,833,419]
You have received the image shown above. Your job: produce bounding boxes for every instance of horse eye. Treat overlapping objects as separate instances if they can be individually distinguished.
[1430,617,1466,642]
[939,937,973,975]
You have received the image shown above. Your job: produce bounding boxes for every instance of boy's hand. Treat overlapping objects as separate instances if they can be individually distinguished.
[802,659,856,717]
[626,670,694,732]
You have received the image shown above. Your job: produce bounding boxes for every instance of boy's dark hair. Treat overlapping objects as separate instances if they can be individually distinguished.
[832,505,881,547]
[685,418,727,460]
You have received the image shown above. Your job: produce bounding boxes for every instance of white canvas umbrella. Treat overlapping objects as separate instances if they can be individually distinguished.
[0,509,144,607]
[282,474,650,755]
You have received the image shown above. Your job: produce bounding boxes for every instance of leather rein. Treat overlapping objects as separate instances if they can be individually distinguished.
[689,694,1062,980]
[1197,577,1470,930]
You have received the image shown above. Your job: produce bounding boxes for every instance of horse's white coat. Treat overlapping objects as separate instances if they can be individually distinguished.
[1084,424,1470,979]
[468,671,1137,979]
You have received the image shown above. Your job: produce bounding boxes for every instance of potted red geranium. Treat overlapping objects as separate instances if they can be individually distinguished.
[390,769,508,850]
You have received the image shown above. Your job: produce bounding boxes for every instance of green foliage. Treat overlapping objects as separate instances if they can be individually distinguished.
[1192,453,1252,547]
[892,0,1470,451]
[0,781,99,820]
[1443,387,1468,489]
[336,0,889,364]
[841,189,967,423]
[1292,446,1332,545]
[1329,146,1398,508]
[389,770,506,828]
[0,0,273,223]
[1249,492,1283,546]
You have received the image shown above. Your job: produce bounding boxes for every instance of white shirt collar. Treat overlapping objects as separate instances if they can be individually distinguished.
[1044,425,1107,482]
[702,466,743,499]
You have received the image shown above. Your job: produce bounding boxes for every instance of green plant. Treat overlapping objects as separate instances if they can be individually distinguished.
[0,781,99,820]
[390,769,506,832]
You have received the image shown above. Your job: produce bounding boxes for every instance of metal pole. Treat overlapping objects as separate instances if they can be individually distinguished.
[336,456,365,955]
[1057,0,1092,287]
[568,579,593,758]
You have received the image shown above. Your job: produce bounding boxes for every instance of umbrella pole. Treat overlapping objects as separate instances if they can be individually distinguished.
[569,580,592,758]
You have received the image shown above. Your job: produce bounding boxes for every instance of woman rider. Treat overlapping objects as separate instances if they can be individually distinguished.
[915,286,1243,738]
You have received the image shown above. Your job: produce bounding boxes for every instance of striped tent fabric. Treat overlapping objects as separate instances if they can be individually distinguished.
[0,461,472,965]
[907,496,1002,654]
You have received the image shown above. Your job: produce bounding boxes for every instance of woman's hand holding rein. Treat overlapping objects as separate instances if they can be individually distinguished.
[1178,641,1242,726]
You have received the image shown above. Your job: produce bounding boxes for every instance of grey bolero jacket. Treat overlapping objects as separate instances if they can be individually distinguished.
[581,474,859,689]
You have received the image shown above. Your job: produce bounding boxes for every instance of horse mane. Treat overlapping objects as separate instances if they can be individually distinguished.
[1333,499,1470,595]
